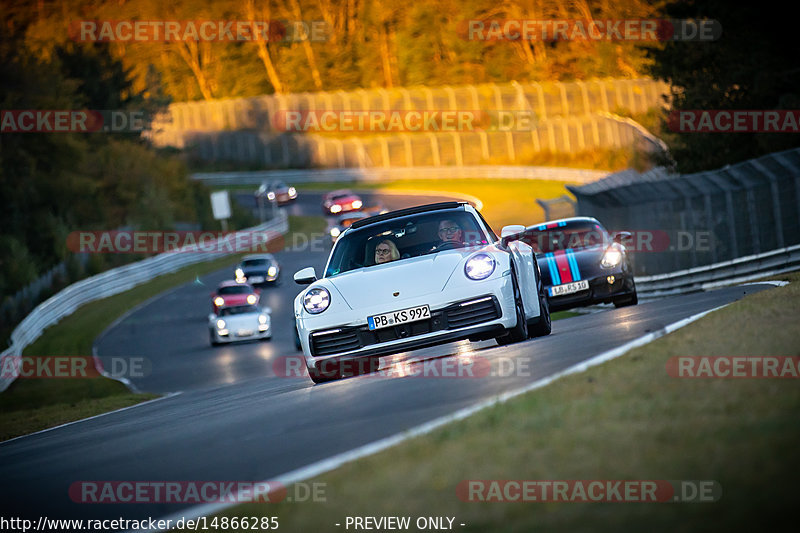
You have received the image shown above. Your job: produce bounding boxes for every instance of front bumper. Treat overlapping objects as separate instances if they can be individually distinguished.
[547,271,635,311]
[299,282,517,370]
[212,326,271,343]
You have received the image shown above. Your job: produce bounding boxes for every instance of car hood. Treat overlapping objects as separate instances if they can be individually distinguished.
[537,245,607,285]
[326,251,470,309]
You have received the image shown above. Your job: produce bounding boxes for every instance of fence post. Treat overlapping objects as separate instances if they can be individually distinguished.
[451,132,463,166]
[479,130,489,161]
[505,131,516,162]
[428,133,441,166]
[558,82,569,116]
[402,134,413,166]
[380,137,390,168]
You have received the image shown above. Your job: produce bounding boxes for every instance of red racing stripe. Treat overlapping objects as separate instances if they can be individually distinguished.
[553,250,573,283]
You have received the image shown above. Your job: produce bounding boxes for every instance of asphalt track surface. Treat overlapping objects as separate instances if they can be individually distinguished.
[0,189,780,528]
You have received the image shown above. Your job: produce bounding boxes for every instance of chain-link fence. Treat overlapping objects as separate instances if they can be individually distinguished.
[568,148,800,275]
[149,79,669,167]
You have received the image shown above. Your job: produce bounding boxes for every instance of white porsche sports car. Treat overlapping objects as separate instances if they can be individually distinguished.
[209,304,272,345]
[293,202,551,383]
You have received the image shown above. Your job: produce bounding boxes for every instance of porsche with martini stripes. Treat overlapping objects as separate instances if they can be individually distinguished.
[520,217,638,311]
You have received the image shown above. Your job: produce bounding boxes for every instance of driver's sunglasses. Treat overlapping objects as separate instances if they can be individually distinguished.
[439,226,460,234]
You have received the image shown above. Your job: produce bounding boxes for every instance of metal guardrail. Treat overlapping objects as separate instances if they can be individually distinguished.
[0,213,289,393]
[635,244,800,297]
[191,166,609,185]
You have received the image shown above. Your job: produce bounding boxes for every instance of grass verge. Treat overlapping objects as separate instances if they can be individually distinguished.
[0,216,323,442]
[215,272,800,532]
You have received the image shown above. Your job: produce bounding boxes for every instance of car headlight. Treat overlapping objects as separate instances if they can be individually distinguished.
[267,265,278,277]
[303,287,331,314]
[214,297,224,307]
[267,192,276,201]
[330,205,342,213]
[216,319,226,329]
[601,246,623,268]
[246,294,258,305]
[288,187,297,197]
[258,314,268,324]
[330,227,341,238]
[464,254,496,280]
[235,268,244,279]
[352,200,363,209]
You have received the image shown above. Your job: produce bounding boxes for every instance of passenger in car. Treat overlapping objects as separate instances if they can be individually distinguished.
[374,239,400,264]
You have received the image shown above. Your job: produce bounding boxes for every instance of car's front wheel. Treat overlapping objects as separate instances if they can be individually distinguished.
[613,279,638,308]
[496,271,528,346]
[209,330,219,346]
[528,283,552,338]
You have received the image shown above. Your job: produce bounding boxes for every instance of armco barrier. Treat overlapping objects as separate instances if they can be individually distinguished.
[191,165,609,186]
[0,213,289,393]
[635,244,800,297]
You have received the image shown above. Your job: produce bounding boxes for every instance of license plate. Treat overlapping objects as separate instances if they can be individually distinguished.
[236,329,254,337]
[367,305,430,331]
[249,276,265,283]
[549,280,589,297]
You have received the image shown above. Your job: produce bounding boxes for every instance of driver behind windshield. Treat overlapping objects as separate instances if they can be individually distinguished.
[436,219,464,246]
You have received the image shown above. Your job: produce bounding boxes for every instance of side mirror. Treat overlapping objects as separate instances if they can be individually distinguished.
[499,225,526,249]
[501,225,526,238]
[208,313,217,321]
[294,267,317,285]
[613,231,632,245]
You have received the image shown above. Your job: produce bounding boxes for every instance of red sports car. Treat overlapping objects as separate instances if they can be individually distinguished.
[321,189,363,215]
[211,280,260,313]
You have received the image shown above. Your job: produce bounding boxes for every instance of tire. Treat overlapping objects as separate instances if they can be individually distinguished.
[308,365,341,384]
[613,290,638,308]
[308,357,379,384]
[613,279,638,308]
[496,270,528,346]
[528,286,552,338]
[209,330,220,347]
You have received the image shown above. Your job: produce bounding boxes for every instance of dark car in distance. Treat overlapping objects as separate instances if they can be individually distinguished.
[519,217,637,311]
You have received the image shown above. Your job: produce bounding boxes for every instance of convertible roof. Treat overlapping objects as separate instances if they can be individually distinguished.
[349,201,467,229]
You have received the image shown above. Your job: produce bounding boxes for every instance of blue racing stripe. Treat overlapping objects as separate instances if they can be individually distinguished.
[545,253,561,286]
[566,249,581,281]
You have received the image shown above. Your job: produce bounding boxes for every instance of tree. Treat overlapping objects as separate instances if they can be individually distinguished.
[646,0,800,171]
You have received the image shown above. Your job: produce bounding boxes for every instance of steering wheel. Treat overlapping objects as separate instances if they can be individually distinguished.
[435,241,463,251]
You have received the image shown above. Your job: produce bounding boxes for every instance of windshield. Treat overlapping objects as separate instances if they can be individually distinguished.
[219,305,260,316]
[521,221,609,253]
[217,285,253,295]
[241,259,270,268]
[324,209,490,277]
